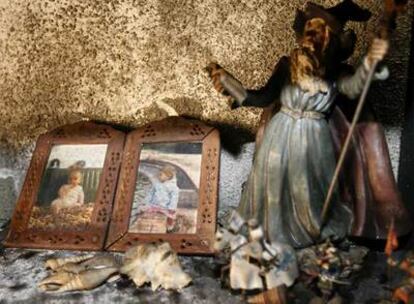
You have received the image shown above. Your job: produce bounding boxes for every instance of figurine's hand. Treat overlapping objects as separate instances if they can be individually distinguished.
[205,62,246,108]
[205,62,228,95]
[366,38,389,67]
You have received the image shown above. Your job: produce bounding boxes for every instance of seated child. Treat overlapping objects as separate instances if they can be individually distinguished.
[51,169,85,214]
[142,165,179,230]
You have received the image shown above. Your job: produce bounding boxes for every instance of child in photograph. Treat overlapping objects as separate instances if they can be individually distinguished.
[142,165,179,230]
[51,168,85,214]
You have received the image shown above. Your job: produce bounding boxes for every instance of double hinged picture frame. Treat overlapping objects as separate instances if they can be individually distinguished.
[4,117,220,254]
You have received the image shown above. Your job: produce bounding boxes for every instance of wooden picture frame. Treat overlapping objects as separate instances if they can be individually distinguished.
[106,117,220,254]
[3,122,125,251]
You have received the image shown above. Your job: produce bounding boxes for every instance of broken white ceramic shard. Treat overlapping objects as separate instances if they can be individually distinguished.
[265,265,296,289]
[247,218,259,228]
[249,226,264,242]
[228,210,246,233]
[263,241,278,258]
[243,241,263,261]
[230,234,248,252]
[263,242,298,288]
[214,227,235,252]
[230,256,263,290]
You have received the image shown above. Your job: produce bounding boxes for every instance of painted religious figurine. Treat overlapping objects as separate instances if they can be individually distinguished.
[207,1,410,248]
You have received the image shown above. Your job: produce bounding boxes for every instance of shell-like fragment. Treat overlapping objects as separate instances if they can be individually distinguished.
[80,255,121,270]
[38,272,77,291]
[45,254,94,270]
[151,253,192,291]
[55,262,88,274]
[121,242,192,291]
[56,267,119,292]
[53,255,121,274]
[39,267,118,292]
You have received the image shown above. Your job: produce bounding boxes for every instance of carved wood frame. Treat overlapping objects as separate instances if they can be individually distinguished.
[3,122,125,251]
[106,117,220,254]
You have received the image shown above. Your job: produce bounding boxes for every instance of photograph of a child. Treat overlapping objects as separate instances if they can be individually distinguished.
[50,167,84,214]
[28,144,107,231]
[129,142,202,234]
[138,165,179,228]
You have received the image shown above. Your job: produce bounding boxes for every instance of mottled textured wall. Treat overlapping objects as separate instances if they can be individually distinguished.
[0,0,412,147]
[0,1,412,224]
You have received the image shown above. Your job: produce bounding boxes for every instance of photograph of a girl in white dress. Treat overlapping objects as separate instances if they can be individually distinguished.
[50,168,85,214]
[28,144,107,230]
[129,142,202,234]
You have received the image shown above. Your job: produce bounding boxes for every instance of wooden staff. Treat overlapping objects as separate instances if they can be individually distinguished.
[320,0,408,225]
[321,60,378,223]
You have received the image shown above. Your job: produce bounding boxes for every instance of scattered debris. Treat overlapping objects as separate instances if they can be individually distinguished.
[389,253,414,304]
[297,239,368,301]
[214,210,298,303]
[385,220,414,304]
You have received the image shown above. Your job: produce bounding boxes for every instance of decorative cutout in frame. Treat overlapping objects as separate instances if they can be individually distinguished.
[106,117,220,254]
[3,122,125,251]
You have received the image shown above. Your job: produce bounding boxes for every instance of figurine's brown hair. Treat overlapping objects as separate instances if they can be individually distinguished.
[290,17,331,85]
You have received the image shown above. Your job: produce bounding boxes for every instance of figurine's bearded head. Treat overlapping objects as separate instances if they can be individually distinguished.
[300,18,331,60]
[291,1,372,80]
